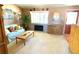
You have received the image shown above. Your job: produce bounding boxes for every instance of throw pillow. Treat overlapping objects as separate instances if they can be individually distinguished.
[15,25,20,30]
[8,26,14,32]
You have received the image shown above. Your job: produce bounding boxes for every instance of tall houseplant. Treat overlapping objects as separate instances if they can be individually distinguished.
[22,14,31,30]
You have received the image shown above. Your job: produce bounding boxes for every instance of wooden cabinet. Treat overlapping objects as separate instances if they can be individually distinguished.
[0,43,7,54]
[0,29,2,42]
[69,25,79,53]
[0,5,8,54]
[48,24,64,35]
[64,25,71,34]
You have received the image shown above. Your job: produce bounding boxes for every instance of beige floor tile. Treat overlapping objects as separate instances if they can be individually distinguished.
[8,31,69,54]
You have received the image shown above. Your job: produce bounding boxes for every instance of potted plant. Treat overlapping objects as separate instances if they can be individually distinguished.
[22,14,31,30]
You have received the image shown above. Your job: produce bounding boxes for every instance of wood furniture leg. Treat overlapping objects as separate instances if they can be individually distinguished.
[24,39,26,45]
[16,37,17,44]
[33,32,34,37]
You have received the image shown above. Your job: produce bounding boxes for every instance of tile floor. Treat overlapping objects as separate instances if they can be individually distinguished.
[8,31,69,54]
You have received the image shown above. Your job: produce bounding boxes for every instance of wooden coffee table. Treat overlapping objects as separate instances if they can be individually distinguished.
[16,31,34,45]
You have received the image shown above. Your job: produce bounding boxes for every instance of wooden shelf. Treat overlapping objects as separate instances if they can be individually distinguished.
[0,42,5,47]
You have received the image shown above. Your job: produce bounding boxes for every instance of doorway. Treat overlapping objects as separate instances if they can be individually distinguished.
[65,11,78,34]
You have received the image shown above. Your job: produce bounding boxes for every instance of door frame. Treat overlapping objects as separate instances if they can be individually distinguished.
[0,4,8,54]
[64,10,79,34]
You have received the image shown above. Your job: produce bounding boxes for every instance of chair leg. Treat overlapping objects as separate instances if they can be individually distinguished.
[33,32,34,37]
[16,37,17,44]
[24,40,26,45]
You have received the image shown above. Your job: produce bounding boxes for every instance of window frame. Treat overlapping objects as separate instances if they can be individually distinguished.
[30,11,49,25]
[66,10,79,25]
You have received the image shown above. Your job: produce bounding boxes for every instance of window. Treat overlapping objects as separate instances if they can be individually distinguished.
[66,12,78,24]
[30,11,48,24]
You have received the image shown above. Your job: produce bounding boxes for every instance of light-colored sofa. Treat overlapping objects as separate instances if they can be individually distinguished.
[4,24,25,43]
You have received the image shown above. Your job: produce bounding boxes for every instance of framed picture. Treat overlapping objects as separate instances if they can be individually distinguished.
[3,9,14,20]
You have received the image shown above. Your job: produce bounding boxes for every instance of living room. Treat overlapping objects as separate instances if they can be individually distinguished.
[1,4,79,54]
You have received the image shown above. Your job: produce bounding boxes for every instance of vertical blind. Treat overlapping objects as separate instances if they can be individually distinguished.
[30,11,48,24]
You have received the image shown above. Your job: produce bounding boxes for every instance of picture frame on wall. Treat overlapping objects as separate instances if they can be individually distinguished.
[3,9,14,20]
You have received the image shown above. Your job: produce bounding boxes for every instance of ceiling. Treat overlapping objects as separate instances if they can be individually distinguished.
[16,4,67,8]
[1,0,79,8]
[14,0,79,8]
[15,4,79,9]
